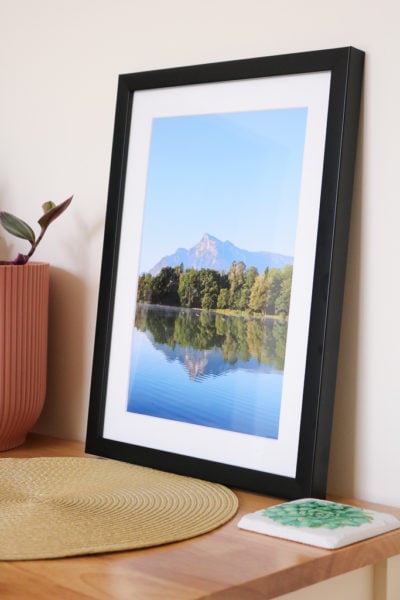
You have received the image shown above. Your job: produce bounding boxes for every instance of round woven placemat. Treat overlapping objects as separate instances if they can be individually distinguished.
[0,457,238,560]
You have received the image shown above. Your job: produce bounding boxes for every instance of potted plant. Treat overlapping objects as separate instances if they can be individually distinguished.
[0,196,72,450]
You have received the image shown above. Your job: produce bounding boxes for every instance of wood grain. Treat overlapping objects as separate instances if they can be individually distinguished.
[1,434,400,599]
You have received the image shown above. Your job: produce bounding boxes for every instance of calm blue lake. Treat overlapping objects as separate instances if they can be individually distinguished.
[127,305,286,439]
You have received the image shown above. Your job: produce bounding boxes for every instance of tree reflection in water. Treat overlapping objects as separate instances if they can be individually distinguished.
[134,304,287,377]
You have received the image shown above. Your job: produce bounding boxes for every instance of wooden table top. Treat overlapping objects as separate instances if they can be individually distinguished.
[1,433,400,600]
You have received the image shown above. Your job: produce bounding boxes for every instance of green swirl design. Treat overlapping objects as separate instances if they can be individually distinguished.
[262,500,373,529]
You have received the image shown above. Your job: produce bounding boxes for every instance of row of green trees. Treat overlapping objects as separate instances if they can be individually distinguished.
[137,261,293,318]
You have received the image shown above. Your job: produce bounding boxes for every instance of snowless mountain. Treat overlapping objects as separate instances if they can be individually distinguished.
[149,233,293,275]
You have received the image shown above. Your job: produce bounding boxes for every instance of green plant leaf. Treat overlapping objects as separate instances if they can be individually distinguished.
[38,196,73,229]
[0,212,36,243]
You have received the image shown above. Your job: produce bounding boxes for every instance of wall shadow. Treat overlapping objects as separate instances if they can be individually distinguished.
[326,87,365,497]
[34,266,88,440]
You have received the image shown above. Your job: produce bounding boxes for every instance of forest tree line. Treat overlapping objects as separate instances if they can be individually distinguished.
[137,261,293,318]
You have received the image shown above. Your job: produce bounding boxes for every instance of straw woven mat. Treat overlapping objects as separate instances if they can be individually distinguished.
[0,456,238,560]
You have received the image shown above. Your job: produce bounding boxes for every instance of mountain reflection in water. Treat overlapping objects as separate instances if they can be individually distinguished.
[127,304,286,439]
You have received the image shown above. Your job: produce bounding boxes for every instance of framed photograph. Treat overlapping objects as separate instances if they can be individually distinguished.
[86,47,364,499]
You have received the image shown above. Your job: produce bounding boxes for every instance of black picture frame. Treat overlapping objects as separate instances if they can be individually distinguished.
[86,47,364,499]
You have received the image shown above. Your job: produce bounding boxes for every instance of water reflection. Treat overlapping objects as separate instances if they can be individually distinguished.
[134,303,288,378]
[128,305,285,438]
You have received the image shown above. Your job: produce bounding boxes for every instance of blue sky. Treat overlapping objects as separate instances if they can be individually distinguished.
[137,107,308,273]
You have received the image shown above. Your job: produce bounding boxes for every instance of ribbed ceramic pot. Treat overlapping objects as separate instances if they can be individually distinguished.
[0,262,49,451]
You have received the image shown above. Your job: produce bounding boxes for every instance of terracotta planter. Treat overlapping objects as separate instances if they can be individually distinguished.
[0,262,49,451]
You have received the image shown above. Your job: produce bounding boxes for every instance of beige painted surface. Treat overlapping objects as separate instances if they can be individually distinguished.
[278,566,374,600]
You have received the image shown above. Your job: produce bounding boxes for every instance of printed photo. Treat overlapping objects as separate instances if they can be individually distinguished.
[127,108,308,440]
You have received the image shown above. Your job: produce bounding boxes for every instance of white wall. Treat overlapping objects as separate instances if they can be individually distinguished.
[0,0,399,507]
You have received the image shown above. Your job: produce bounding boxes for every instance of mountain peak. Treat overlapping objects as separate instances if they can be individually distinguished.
[149,234,293,276]
[200,232,217,241]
